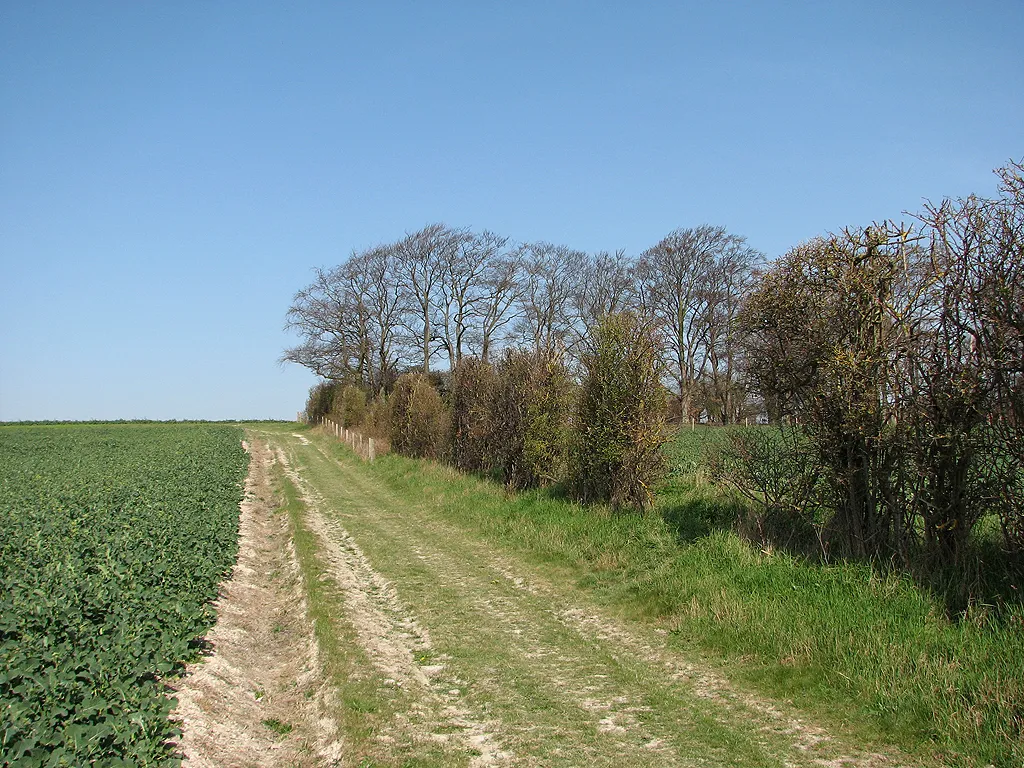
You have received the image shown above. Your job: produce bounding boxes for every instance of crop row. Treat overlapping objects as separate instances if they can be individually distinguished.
[0,424,249,767]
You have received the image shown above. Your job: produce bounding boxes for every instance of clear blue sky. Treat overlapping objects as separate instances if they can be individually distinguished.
[2,2,1021,421]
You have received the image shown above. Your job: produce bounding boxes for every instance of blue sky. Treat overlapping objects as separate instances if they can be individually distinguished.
[2,1,1021,421]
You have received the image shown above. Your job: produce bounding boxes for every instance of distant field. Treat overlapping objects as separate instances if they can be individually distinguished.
[0,423,248,766]
[663,424,742,476]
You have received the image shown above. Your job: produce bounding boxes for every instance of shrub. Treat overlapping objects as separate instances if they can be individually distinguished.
[570,312,667,511]
[333,384,368,428]
[363,393,390,441]
[388,373,447,459]
[706,426,826,555]
[305,381,340,424]
[492,349,574,489]
[449,358,498,474]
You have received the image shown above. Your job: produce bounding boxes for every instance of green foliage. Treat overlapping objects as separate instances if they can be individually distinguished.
[388,373,447,459]
[571,312,667,510]
[706,426,826,554]
[333,383,368,427]
[261,718,293,736]
[737,218,1024,609]
[305,380,340,424]
[0,424,248,766]
[492,349,574,489]
[449,358,498,474]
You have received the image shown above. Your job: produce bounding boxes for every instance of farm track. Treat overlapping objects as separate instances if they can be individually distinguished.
[214,426,925,768]
[173,438,342,766]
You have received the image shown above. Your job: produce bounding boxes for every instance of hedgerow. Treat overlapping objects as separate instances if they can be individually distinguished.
[388,373,446,459]
[492,349,574,489]
[570,312,667,510]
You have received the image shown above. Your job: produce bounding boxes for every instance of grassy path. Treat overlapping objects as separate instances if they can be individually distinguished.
[254,424,920,768]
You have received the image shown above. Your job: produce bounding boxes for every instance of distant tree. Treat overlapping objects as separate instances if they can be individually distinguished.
[283,264,366,383]
[477,245,524,363]
[394,223,457,374]
[637,225,746,419]
[701,236,763,423]
[283,245,404,393]
[433,230,512,370]
[355,244,406,394]
[572,250,638,339]
[514,242,587,359]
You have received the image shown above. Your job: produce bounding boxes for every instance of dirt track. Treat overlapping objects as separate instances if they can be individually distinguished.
[174,427,923,768]
[172,439,341,766]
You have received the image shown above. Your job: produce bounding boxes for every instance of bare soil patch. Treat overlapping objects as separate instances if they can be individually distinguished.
[171,438,342,767]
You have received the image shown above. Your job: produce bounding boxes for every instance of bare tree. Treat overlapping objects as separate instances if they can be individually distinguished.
[477,244,524,363]
[394,223,457,374]
[433,230,511,370]
[515,242,587,359]
[919,160,1024,555]
[283,262,368,382]
[352,244,406,394]
[283,245,406,393]
[573,250,638,330]
[637,225,737,418]
[702,237,763,423]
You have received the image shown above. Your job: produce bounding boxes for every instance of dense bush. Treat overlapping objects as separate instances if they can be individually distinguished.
[570,312,667,510]
[388,373,447,459]
[449,358,498,474]
[333,383,368,427]
[734,163,1024,611]
[305,380,340,424]
[362,392,391,441]
[492,349,574,489]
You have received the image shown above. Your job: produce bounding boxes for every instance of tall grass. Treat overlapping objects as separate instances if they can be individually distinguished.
[346,430,1024,768]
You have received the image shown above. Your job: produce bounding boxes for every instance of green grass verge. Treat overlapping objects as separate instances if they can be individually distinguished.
[272,459,388,760]
[332,436,1024,768]
[270,455,467,768]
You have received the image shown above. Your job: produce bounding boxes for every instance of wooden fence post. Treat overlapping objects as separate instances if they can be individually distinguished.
[368,438,375,462]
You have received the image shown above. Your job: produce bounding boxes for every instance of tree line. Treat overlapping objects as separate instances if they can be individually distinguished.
[284,223,763,424]
[288,160,1023,608]
[303,314,667,512]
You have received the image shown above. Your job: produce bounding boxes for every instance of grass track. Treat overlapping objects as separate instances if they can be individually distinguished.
[254,424,959,768]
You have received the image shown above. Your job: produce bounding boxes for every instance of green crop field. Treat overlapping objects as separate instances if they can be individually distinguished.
[662,424,755,478]
[0,424,249,767]
[664,424,726,473]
